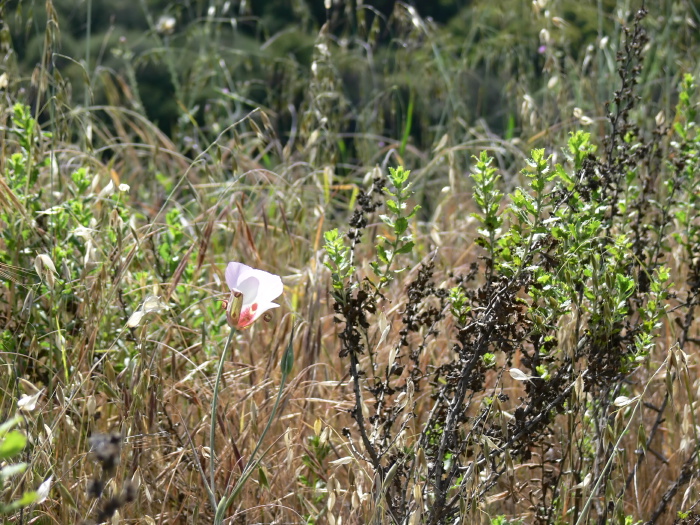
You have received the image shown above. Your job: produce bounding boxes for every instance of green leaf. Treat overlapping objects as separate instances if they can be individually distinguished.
[377,245,390,264]
[386,200,400,214]
[258,466,269,488]
[17,490,38,506]
[324,229,339,243]
[616,274,636,299]
[471,213,486,225]
[389,166,410,187]
[406,205,421,219]
[0,416,21,439]
[3,490,38,513]
[0,462,28,480]
[394,217,409,236]
[554,164,573,185]
[395,241,415,255]
[280,329,294,376]
[379,215,394,227]
[0,431,26,461]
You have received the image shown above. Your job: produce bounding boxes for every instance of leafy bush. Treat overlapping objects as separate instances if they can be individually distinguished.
[0,413,51,516]
[321,12,700,523]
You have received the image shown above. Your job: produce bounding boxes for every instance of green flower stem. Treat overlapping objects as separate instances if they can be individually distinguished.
[209,327,236,503]
[213,326,295,524]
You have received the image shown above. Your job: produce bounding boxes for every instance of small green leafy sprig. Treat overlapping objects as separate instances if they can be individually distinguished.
[498,148,557,277]
[634,266,670,359]
[5,105,50,205]
[580,235,638,359]
[470,151,503,283]
[560,130,597,175]
[323,228,355,304]
[673,73,697,143]
[671,75,700,287]
[449,285,470,326]
[371,166,420,284]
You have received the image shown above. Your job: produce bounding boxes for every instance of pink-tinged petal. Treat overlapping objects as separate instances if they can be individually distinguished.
[225,262,250,290]
[235,275,260,304]
[236,302,280,329]
[226,263,282,300]
[250,271,283,304]
[224,262,283,329]
[235,303,257,329]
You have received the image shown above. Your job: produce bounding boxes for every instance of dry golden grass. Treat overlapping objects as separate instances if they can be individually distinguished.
[2,122,699,524]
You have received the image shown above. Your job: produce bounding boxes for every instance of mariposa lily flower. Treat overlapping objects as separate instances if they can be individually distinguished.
[223,262,283,329]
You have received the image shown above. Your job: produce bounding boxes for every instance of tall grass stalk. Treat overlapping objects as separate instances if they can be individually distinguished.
[213,324,295,524]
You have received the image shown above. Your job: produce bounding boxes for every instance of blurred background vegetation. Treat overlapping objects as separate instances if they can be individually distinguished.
[4,0,698,166]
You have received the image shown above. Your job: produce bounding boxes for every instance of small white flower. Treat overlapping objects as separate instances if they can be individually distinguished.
[224,262,283,329]
[98,180,115,198]
[509,368,536,382]
[34,254,57,276]
[156,15,176,35]
[36,475,53,504]
[118,183,130,193]
[613,395,638,407]
[34,254,58,288]
[142,295,167,314]
[18,389,44,412]
[126,310,146,328]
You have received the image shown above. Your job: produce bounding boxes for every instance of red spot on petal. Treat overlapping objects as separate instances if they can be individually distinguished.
[236,305,256,329]
[251,303,258,312]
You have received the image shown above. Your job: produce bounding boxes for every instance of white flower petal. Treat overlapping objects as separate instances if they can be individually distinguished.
[251,301,279,322]
[236,275,260,304]
[509,368,533,382]
[18,389,44,412]
[36,475,52,504]
[142,295,167,313]
[127,310,145,328]
[224,262,283,328]
[225,262,282,304]
[98,180,115,198]
[225,262,248,290]
[255,273,284,305]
